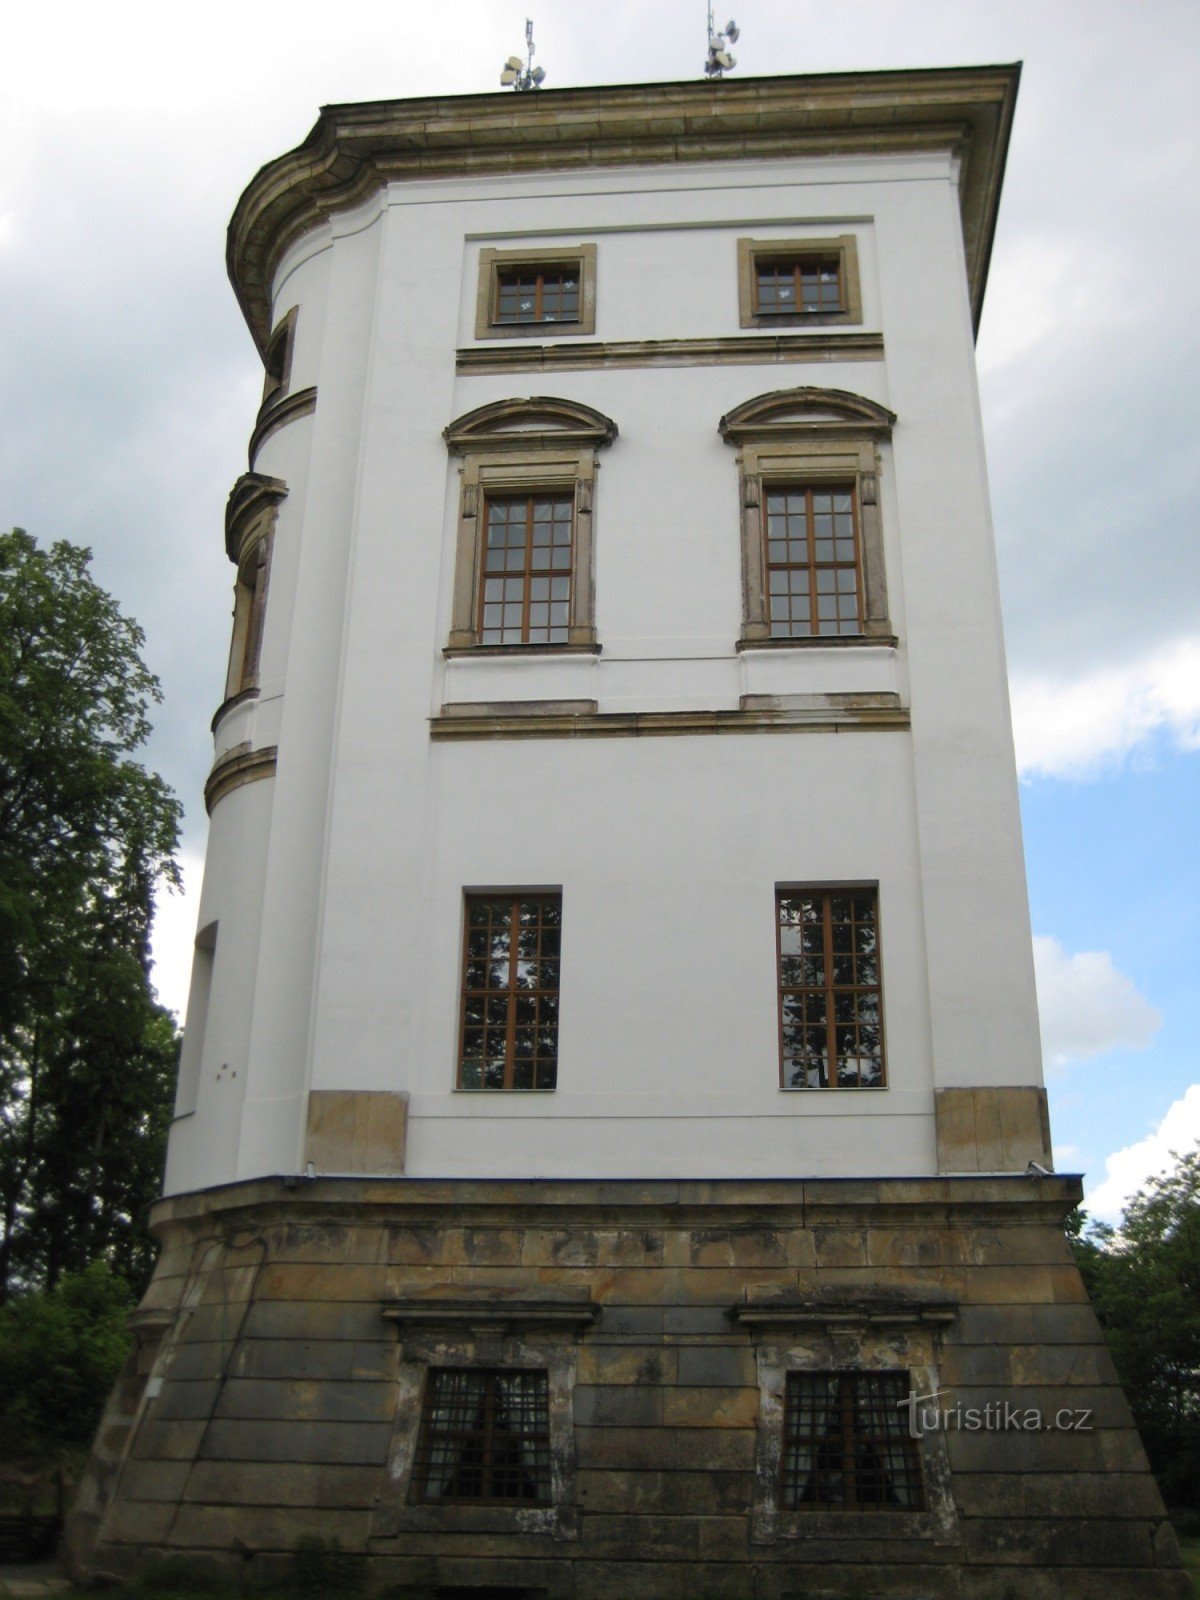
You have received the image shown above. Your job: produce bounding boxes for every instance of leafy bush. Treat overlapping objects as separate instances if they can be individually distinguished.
[0,1259,132,1464]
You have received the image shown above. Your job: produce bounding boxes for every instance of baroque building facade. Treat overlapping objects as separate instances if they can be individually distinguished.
[70,66,1187,1598]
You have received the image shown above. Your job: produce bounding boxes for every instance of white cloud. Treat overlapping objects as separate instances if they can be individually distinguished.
[1011,637,1200,779]
[1033,935,1161,1070]
[1086,1085,1200,1222]
[149,849,206,1020]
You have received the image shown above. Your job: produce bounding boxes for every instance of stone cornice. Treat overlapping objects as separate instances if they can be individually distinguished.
[228,65,1021,353]
[455,332,885,375]
[204,743,278,815]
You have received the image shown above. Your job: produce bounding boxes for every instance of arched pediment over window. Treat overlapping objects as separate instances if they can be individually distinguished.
[444,396,618,456]
[718,387,896,446]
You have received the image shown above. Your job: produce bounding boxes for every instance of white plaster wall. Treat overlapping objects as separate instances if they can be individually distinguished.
[163,144,1042,1193]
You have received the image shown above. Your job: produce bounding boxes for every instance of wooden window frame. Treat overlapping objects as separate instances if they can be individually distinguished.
[412,1367,552,1506]
[719,388,894,648]
[444,398,616,655]
[457,892,562,1092]
[763,482,865,639]
[475,245,597,341]
[477,491,575,647]
[782,1370,925,1511]
[737,236,863,329]
[776,887,886,1090]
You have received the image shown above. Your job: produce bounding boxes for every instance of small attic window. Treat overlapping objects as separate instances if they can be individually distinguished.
[737,237,862,328]
[475,246,597,340]
[261,307,297,405]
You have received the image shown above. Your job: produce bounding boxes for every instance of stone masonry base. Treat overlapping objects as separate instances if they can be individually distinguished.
[67,1175,1187,1598]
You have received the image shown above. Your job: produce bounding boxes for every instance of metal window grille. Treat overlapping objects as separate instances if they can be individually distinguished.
[764,485,863,639]
[782,1371,924,1510]
[414,1369,552,1504]
[479,494,573,646]
[777,889,884,1089]
[459,895,561,1090]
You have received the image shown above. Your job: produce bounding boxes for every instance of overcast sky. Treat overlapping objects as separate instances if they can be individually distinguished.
[2,0,1197,1220]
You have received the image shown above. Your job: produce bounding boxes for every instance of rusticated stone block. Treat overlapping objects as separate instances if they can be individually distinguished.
[304,1088,407,1176]
[72,1174,1178,1597]
[661,1384,758,1429]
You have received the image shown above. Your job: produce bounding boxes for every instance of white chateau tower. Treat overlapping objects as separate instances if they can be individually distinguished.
[71,67,1186,1598]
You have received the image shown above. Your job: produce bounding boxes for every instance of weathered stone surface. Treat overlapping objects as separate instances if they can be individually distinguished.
[69,1175,1177,1597]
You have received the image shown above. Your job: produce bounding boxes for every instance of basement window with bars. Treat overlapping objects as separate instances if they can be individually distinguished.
[783,1370,924,1511]
[458,894,561,1090]
[777,888,884,1089]
[413,1369,552,1505]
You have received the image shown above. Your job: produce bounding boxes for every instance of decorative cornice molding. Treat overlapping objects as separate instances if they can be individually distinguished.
[730,1297,958,1330]
[204,744,278,814]
[430,703,910,741]
[444,395,618,455]
[248,387,317,469]
[228,66,1021,352]
[456,332,885,376]
[719,386,897,446]
[382,1298,599,1335]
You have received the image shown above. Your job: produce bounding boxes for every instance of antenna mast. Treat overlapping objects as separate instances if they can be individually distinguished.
[500,18,547,91]
[704,4,740,78]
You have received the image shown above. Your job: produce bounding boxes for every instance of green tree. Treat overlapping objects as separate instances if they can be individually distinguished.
[1071,1146,1200,1507]
[0,1261,132,1467]
[0,529,181,1299]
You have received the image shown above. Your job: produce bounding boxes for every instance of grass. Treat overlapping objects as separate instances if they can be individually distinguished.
[1181,1535,1200,1597]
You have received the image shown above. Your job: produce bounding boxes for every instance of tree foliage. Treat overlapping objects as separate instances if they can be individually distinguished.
[0,529,181,1299]
[1071,1146,1200,1507]
[0,1261,132,1466]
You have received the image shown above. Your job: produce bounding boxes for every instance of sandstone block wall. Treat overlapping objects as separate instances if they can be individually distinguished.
[68,1176,1188,1599]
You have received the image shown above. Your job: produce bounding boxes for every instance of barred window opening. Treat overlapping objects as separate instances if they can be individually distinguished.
[783,1371,923,1510]
[414,1369,552,1505]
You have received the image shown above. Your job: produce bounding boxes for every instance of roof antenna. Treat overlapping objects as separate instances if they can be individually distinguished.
[704,4,740,79]
[501,18,547,91]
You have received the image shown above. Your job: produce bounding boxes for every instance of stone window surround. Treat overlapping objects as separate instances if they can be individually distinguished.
[222,472,287,705]
[719,386,895,649]
[260,305,297,406]
[732,1298,960,1548]
[474,244,598,341]
[443,398,617,654]
[374,1297,597,1543]
[737,235,863,329]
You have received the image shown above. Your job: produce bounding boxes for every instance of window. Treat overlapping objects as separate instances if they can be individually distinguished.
[475,246,597,340]
[261,306,297,405]
[718,387,895,647]
[479,494,573,645]
[443,397,616,653]
[765,484,862,638]
[776,888,884,1088]
[413,1369,552,1505]
[222,472,286,702]
[783,1371,924,1511]
[737,236,863,328]
[459,894,561,1090]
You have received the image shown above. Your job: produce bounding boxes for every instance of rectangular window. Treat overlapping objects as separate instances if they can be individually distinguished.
[737,236,863,328]
[765,485,863,638]
[755,255,844,316]
[495,265,580,325]
[480,495,573,645]
[783,1371,924,1510]
[475,245,597,340]
[459,894,561,1090]
[777,889,884,1088]
[414,1369,552,1505]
